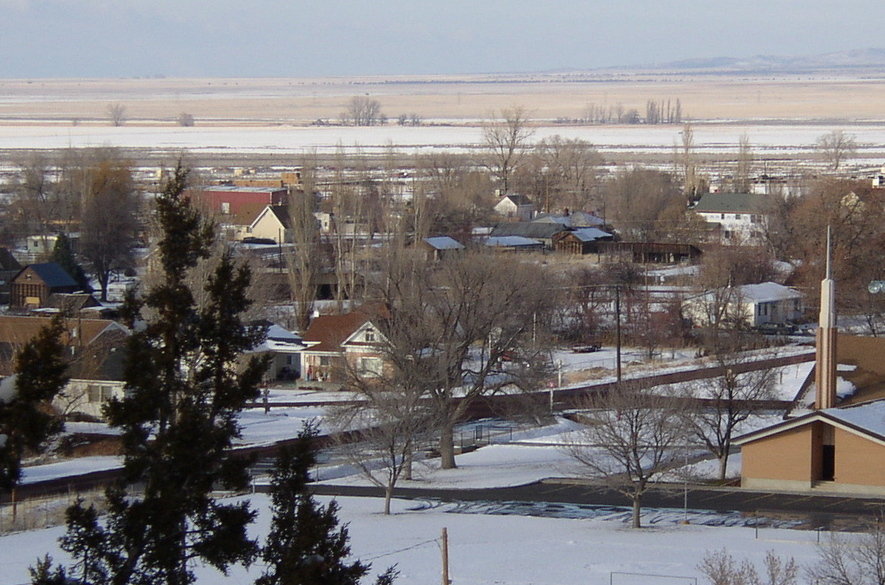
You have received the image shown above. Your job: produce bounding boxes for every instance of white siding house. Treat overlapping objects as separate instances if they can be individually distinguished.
[683,282,803,328]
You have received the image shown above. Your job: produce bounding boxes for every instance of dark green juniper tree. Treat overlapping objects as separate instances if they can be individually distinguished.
[0,315,68,495]
[35,164,270,585]
[50,233,92,293]
[257,424,397,585]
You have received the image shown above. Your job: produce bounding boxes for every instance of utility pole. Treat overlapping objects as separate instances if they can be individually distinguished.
[441,527,450,585]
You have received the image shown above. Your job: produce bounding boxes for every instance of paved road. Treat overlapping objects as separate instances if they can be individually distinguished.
[302,479,885,530]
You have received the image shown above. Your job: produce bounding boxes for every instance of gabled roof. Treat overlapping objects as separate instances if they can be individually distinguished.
[693,192,768,214]
[533,211,605,228]
[16,263,78,288]
[738,282,801,303]
[736,399,885,447]
[486,236,543,248]
[498,194,534,206]
[490,222,566,239]
[302,312,372,353]
[564,227,612,242]
[0,248,21,272]
[265,205,293,229]
[0,315,129,376]
[423,236,464,251]
[45,293,101,312]
[687,282,801,305]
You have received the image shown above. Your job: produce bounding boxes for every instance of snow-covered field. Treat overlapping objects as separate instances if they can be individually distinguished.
[0,491,835,585]
[2,348,833,585]
[2,123,885,160]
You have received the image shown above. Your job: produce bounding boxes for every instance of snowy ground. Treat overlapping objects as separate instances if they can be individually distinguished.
[1,490,839,585]
[2,123,885,161]
[2,346,833,584]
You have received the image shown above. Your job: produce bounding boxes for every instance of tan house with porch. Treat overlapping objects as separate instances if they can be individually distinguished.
[299,310,387,388]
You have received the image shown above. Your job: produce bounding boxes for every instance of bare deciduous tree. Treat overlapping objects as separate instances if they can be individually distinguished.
[106,103,127,127]
[78,153,141,301]
[284,162,323,332]
[808,523,885,585]
[529,135,603,212]
[330,375,435,514]
[341,96,384,126]
[699,549,798,585]
[563,385,686,528]
[680,123,702,198]
[176,112,195,127]
[816,129,857,171]
[482,106,534,193]
[684,357,776,481]
[370,251,554,470]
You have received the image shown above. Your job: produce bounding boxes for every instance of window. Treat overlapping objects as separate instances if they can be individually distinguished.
[87,385,114,403]
[221,201,231,214]
[319,356,330,367]
[358,357,383,377]
[364,329,376,342]
[734,214,742,221]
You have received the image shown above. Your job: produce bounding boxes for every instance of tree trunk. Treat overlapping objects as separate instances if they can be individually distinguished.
[403,448,413,481]
[631,496,642,528]
[718,452,729,482]
[439,422,457,470]
[384,484,393,515]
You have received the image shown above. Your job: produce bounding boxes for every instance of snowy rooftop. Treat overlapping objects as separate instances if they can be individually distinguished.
[423,236,464,250]
[485,235,542,247]
[739,282,801,302]
[824,399,885,437]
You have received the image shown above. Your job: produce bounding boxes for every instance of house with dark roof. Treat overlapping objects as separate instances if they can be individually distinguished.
[485,236,545,253]
[489,222,567,249]
[533,210,605,229]
[247,322,306,382]
[0,315,129,420]
[0,248,22,304]
[248,205,294,243]
[552,227,613,255]
[299,310,388,388]
[420,236,465,261]
[10,262,81,310]
[692,192,769,244]
[494,194,536,221]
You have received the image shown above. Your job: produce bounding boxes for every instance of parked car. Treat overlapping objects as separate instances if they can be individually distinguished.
[755,322,797,336]
[571,344,602,353]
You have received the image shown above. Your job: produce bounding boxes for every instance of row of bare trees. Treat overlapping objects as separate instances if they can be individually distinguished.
[5,149,142,301]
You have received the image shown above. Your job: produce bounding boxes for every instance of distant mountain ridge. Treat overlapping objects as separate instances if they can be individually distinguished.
[632,48,885,73]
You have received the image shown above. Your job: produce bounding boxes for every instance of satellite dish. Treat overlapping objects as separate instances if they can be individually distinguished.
[869,280,884,294]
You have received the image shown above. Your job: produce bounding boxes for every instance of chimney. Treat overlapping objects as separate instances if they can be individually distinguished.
[814,227,838,410]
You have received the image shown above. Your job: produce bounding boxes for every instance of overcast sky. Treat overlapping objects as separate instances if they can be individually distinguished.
[1,0,881,78]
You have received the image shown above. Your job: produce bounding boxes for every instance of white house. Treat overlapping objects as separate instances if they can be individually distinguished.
[683,281,803,329]
[247,205,292,243]
[494,194,536,221]
[692,192,768,244]
[248,323,306,381]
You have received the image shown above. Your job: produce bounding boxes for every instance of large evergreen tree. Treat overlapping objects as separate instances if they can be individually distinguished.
[0,315,68,494]
[40,164,270,585]
[257,424,397,585]
[50,233,92,294]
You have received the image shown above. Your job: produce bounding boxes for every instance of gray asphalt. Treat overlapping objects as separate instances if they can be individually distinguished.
[301,479,885,531]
